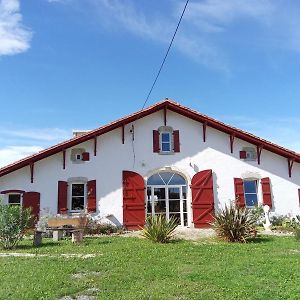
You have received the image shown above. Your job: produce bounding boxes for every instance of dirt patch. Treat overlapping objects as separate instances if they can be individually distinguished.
[59,288,99,300]
[0,253,98,259]
[72,272,102,279]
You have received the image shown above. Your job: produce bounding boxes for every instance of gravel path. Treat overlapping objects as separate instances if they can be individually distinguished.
[121,227,216,240]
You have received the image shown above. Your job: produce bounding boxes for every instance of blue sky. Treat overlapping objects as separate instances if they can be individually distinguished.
[1,0,300,167]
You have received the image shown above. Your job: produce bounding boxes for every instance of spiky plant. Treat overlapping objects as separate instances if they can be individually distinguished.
[212,201,257,243]
[141,215,178,243]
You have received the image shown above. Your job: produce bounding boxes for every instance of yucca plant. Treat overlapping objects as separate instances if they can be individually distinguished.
[141,215,178,243]
[212,201,257,243]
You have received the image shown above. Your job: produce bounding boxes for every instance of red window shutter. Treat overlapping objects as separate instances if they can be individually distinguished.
[153,130,160,153]
[234,178,245,207]
[240,151,247,159]
[58,181,68,214]
[87,180,97,213]
[23,192,40,226]
[261,177,272,208]
[82,152,90,161]
[191,169,214,228]
[173,130,180,152]
[123,171,145,229]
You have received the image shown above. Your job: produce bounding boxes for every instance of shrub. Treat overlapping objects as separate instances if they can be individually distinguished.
[141,215,178,243]
[249,204,264,226]
[84,219,123,235]
[0,203,32,249]
[212,201,257,243]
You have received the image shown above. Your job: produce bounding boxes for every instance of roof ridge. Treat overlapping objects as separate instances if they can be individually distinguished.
[0,99,299,177]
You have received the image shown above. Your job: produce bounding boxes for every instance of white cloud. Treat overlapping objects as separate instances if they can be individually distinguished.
[0,145,44,168]
[0,127,71,142]
[0,0,32,56]
[0,127,72,167]
[49,0,300,71]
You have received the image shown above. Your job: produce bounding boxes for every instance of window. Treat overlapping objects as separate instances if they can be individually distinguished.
[160,132,171,152]
[243,180,258,207]
[70,183,85,211]
[153,126,180,154]
[8,194,21,206]
[70,148,85,163]
[242,147,257,161]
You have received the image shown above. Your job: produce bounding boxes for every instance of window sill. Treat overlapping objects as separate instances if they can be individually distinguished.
[158,151,175,155]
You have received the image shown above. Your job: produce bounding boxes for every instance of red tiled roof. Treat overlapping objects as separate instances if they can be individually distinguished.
[0,99,299,177]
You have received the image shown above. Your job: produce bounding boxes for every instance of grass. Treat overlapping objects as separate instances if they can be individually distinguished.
[1,235,300,299]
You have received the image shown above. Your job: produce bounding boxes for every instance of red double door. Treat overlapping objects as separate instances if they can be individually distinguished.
[122,169,215,229]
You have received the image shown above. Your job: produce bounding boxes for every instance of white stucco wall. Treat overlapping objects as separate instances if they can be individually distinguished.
[0,109,299,226]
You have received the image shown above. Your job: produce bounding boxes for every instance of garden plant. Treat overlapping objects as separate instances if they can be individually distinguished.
[0,202,32,249]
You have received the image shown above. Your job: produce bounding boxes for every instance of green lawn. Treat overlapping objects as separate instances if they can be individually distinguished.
[1,235,300,300]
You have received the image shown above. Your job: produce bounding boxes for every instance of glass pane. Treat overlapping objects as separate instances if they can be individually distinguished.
[245,194,258,207]
[169,174,186,185]
[161,142,171,152]
[147,174,164,185]
[161,133,170,142]
[72,184,84,196]
[147,187,151,200]
[182,186,187,199]
[159,173,173,185]
[147,202,152,213]
[169,213,181,225]
[169,200,180,212]
[183,213,188,226]
[72,197,84,210]
[243,181,257,193]
[183,200,187,212]
[154,188,165,200]
[8,194,21,205]
[154,200,166,213]
[168,187,180,199]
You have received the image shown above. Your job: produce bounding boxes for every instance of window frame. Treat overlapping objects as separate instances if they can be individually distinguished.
[7,193,22,206]
[243,147,257,161]
[160,131,172,153]
[243,179,259,208]
[158,126,174,154]
[69,182,86,213]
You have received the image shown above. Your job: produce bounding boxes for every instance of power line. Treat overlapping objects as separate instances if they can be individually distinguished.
[131,0,190,169]
[140,0,190,110]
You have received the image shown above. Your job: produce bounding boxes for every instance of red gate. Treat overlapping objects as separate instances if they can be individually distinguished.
[123,171,145,229]
[191,169,214,228]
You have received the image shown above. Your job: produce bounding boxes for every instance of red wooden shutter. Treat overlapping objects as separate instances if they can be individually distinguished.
[191,169,214,228]
[82,152,90,161]
[123,170,145,229]
[234,178,245,207]
[87,180,97,213]
[58,181,68,214]
[261,177,272,208]
[240,151,247,159]
[173,130,180,152]
[153,130,160,153]
[23,192,40,225]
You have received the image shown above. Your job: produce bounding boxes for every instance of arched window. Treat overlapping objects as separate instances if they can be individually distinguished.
[147,172,188,226]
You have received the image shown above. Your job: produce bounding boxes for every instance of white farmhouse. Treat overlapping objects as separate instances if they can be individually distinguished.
[0,100,299,228]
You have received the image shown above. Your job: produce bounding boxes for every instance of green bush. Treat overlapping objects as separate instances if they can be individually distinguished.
[249,204,264,225]
[141,215,178,243]
[212,202,257,243]
[0,203,32,249]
